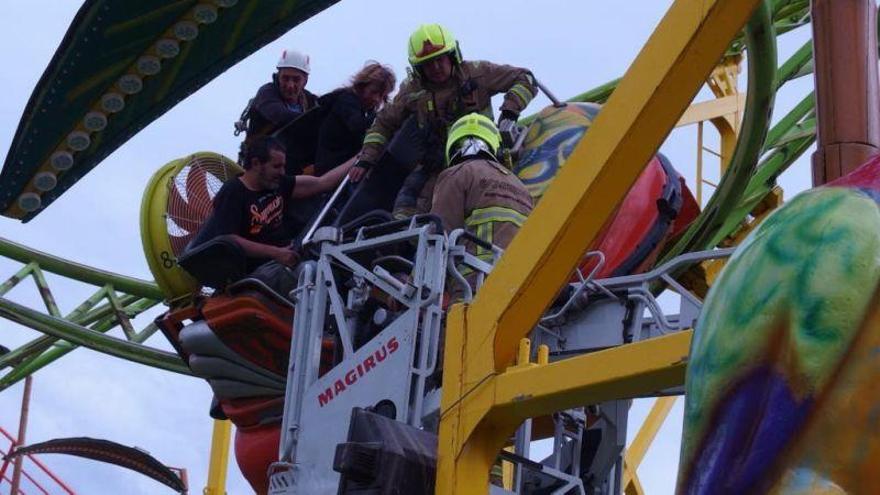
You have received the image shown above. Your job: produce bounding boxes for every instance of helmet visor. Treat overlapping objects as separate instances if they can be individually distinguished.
[449,137,494,165]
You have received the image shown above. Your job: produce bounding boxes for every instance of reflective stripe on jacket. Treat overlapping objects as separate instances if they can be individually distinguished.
[430,158,533,260]
[359,60,536,164]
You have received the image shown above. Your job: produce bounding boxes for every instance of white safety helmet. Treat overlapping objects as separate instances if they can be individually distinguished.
[276,49,311,75]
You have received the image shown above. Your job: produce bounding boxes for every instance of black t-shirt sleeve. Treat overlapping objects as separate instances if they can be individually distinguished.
[211,180,246,236]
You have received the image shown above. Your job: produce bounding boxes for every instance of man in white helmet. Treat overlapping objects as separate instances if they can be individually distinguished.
[244,49,318,147]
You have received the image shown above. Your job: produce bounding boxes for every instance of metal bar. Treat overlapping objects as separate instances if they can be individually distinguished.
[28,267,61,318]
[0,297,189,376]
[131,322,161,343]
[22,455,75,495]
[675,94,742,128]
[203,420,231,495]
[0,454,10,486]
[104,286,136,341]
[20,468,50,495]
[477,0,771,372]
[623,463,645,495]
[535,79,564,107]
[701,146,722,159]
[697,122,704,205]
[492,332,691,421]
[0,428,76,495]
[775,40,812,89]
[10,376,33,494]
[64,285,110,322]
[437,2,767,492]
[301,175,350,246]
[710,132,815,249]
[0,298,160,388]
[659,3,777,265]
[765,91,814,148]
[624,397,677,480]
[0,237,162,300]
[0,263,36,297]
[0,293,138,370]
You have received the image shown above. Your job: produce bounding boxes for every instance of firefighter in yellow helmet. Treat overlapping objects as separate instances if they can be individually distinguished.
[345,24,536,221]
[430,113,533,295]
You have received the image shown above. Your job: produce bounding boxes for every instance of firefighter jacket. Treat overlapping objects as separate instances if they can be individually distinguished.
[430,158,533,263]
[359,60,536,165]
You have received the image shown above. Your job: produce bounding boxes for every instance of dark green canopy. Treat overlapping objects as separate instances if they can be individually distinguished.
[0,0,339,221]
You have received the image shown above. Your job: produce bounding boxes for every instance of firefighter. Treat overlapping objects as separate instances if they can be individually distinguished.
[347,23,536,219]
[430,113,533,293]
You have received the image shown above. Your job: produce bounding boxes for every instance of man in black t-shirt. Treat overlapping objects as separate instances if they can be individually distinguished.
[192,136,353,296]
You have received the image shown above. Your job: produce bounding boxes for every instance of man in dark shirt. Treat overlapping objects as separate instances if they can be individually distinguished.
[192,136,353,296]
[246,49,318,140]
[237,49,319,177]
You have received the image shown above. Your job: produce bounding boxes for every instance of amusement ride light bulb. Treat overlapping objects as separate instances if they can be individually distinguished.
[34,172,58,192]
[118,74,143,95]
[18,193,41,212]
[194,4,219,24]
[101,93,125,113]
[50,151,74,171]
[137,55,161,76]
[156,39,180,59]
[67,131,91,151]
[83,111,108,132]
[173,21,199,41]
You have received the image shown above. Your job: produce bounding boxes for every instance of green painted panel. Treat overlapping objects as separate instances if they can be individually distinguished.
[0,0,340,220]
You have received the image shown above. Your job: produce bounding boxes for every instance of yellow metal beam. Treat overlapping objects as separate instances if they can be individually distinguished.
[442,330,690,460]
[623,462,646,495]
[626,397,677,471]
[676,95,743,128]
[623,397,678,491]
[203,419,231,495]
[492,332,689,421]
[467,0,762,373]
[437,1,761,493]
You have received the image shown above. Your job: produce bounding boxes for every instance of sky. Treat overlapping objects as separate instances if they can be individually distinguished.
[0,1,817,494]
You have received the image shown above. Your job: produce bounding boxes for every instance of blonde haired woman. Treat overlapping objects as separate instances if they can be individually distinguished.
[315,62,396,175]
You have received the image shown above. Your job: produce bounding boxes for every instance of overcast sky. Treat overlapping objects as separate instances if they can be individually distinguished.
[0,1,816,493]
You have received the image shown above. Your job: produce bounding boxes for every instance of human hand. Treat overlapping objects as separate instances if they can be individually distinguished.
[497,110,520,148]
[273,246,300,267]
[348,160,373,182]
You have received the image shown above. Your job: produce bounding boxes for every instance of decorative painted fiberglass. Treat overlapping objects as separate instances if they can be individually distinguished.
[679,156,880,494]
[514,102,602,202]
[515,102,700,278]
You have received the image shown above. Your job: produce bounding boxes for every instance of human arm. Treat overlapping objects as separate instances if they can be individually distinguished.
[226,235,300,266]
[292,157,356,199]
[474,60,537,116]
[355,77,414,166]
[253,83,300,127]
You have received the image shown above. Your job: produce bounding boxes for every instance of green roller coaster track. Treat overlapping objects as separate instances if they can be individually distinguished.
[0,0,858,389]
